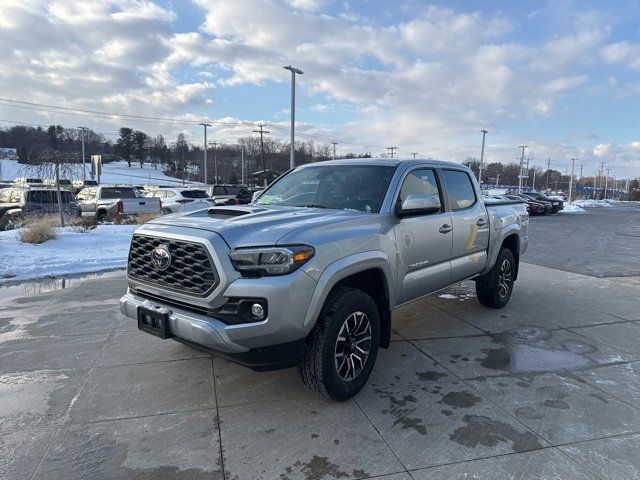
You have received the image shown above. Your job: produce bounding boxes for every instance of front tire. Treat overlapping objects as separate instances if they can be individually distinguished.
[299,287,380,401]
[475,247,516,308]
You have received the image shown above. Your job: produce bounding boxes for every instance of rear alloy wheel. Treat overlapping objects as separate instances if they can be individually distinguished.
[299,287,380,400]
[475,247,516,308]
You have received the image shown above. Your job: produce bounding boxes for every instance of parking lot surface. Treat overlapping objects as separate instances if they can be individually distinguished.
[2,260,639,480]
[525,201,640,277]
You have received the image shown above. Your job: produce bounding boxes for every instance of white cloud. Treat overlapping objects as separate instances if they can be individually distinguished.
[0,0,638,176]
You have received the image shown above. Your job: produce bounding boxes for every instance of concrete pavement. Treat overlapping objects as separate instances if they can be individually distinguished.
[1,264,640,479]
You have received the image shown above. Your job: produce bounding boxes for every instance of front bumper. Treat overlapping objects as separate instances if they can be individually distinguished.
[120,267,318,368]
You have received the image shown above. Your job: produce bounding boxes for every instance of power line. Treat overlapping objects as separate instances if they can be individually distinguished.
[0,98,254,128]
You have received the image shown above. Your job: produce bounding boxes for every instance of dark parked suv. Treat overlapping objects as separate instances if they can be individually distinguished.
[0,187,80,229]
[205,184,252,205]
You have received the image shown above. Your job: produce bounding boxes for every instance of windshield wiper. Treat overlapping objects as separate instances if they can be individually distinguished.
[300,204,328,209]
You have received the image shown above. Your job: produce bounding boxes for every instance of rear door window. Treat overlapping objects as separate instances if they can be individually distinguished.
[101,188,137,199]
[181,190,209,199]
[441,170,476,210]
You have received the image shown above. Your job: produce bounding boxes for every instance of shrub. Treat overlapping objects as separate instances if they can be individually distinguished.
[18,216,59,244]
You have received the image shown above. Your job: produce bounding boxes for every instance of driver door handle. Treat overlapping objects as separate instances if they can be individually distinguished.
[439,224,453,234]
[476,218,487,226]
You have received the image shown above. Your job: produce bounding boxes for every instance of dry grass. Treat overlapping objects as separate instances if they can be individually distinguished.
[18,215,59,244]
[67,216,97,233]
[134,213,161,225]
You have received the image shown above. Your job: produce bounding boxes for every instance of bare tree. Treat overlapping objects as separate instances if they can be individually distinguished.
[21,149,76,227]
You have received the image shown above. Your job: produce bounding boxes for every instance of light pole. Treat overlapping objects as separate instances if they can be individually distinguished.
[331,142,337,160]
[604,168,610,200]
[283,65,303,169]
[77,127,87,181]
[200,123,211,184]
[568,158,576,203]
[479,129,488,184]
[518,145,528,193]
[495,173,501,187]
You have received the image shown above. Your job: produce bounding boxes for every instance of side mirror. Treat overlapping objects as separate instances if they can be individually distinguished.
[397,193,441,217]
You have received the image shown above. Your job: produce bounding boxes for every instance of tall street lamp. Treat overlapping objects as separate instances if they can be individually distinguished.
[284,65,303,169]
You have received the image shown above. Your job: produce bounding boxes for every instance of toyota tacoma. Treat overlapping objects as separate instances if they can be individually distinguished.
[120,159,529,400]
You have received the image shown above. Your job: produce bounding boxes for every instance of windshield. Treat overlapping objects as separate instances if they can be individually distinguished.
[256,164,396,213]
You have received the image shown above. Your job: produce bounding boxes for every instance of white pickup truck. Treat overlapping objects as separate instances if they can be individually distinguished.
[76,185,161,221]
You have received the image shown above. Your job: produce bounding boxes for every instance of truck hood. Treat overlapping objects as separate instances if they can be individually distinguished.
[146,205,368,248]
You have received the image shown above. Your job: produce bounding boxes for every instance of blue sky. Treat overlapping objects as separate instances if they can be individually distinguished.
[1,0,639,177]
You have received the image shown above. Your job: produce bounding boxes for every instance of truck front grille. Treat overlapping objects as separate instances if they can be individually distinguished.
[128,235,217,296]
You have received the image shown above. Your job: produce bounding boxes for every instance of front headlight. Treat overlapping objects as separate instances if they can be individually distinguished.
[229,245,315,276]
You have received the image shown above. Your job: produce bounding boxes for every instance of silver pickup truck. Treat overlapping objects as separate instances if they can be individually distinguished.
[120,159,528,400]
[76,185,161,221]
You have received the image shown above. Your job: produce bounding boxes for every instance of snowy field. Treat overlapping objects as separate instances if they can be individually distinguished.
[0,225,137,283]
[0,158,199,186]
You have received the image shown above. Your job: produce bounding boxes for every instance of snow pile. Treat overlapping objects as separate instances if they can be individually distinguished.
[0,224,138,283]
[0,158,198,186]
[484,189,508,196]
[573,199,613,208]
[561,203,586,214]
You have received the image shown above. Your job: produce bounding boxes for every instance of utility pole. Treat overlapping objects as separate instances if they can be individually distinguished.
[241,145,245,185]
[604,168,610,200]
[387,146,397,158]
[253,124,269,186]
[545,157,551,190]
[200,123,211,184]
[410,152,418,159]
[518,145,528,193]
[207,140,218,184]
[331,142,337,160]
[283,65,303,169]
[532,167,537,190]
[479,129,488,184]
[77,127,87,181]
[568,158,576,203]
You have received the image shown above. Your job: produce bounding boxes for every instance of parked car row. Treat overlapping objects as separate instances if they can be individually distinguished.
[0,180,258,229]
[486,191,564,216]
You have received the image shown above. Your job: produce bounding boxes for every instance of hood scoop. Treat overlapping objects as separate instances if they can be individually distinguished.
[207,208,252,219]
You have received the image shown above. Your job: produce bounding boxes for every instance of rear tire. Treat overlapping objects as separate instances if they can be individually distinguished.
[475,247,516,309]
[299,287,380,401]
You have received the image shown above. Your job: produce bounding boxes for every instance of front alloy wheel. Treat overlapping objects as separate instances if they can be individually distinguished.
[498,258,513,298]
[334,311,372,381]
[299,287,380,400]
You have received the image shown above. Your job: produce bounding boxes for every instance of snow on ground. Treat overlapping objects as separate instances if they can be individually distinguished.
[560,203,586,214]
[0,158,199,186]
[0,224,137,283]
[573,199,615,208]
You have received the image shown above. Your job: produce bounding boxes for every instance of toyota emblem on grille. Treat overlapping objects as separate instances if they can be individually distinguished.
[151,245,172,270]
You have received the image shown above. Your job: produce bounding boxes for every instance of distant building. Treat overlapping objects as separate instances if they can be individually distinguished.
[0,147,17,160]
